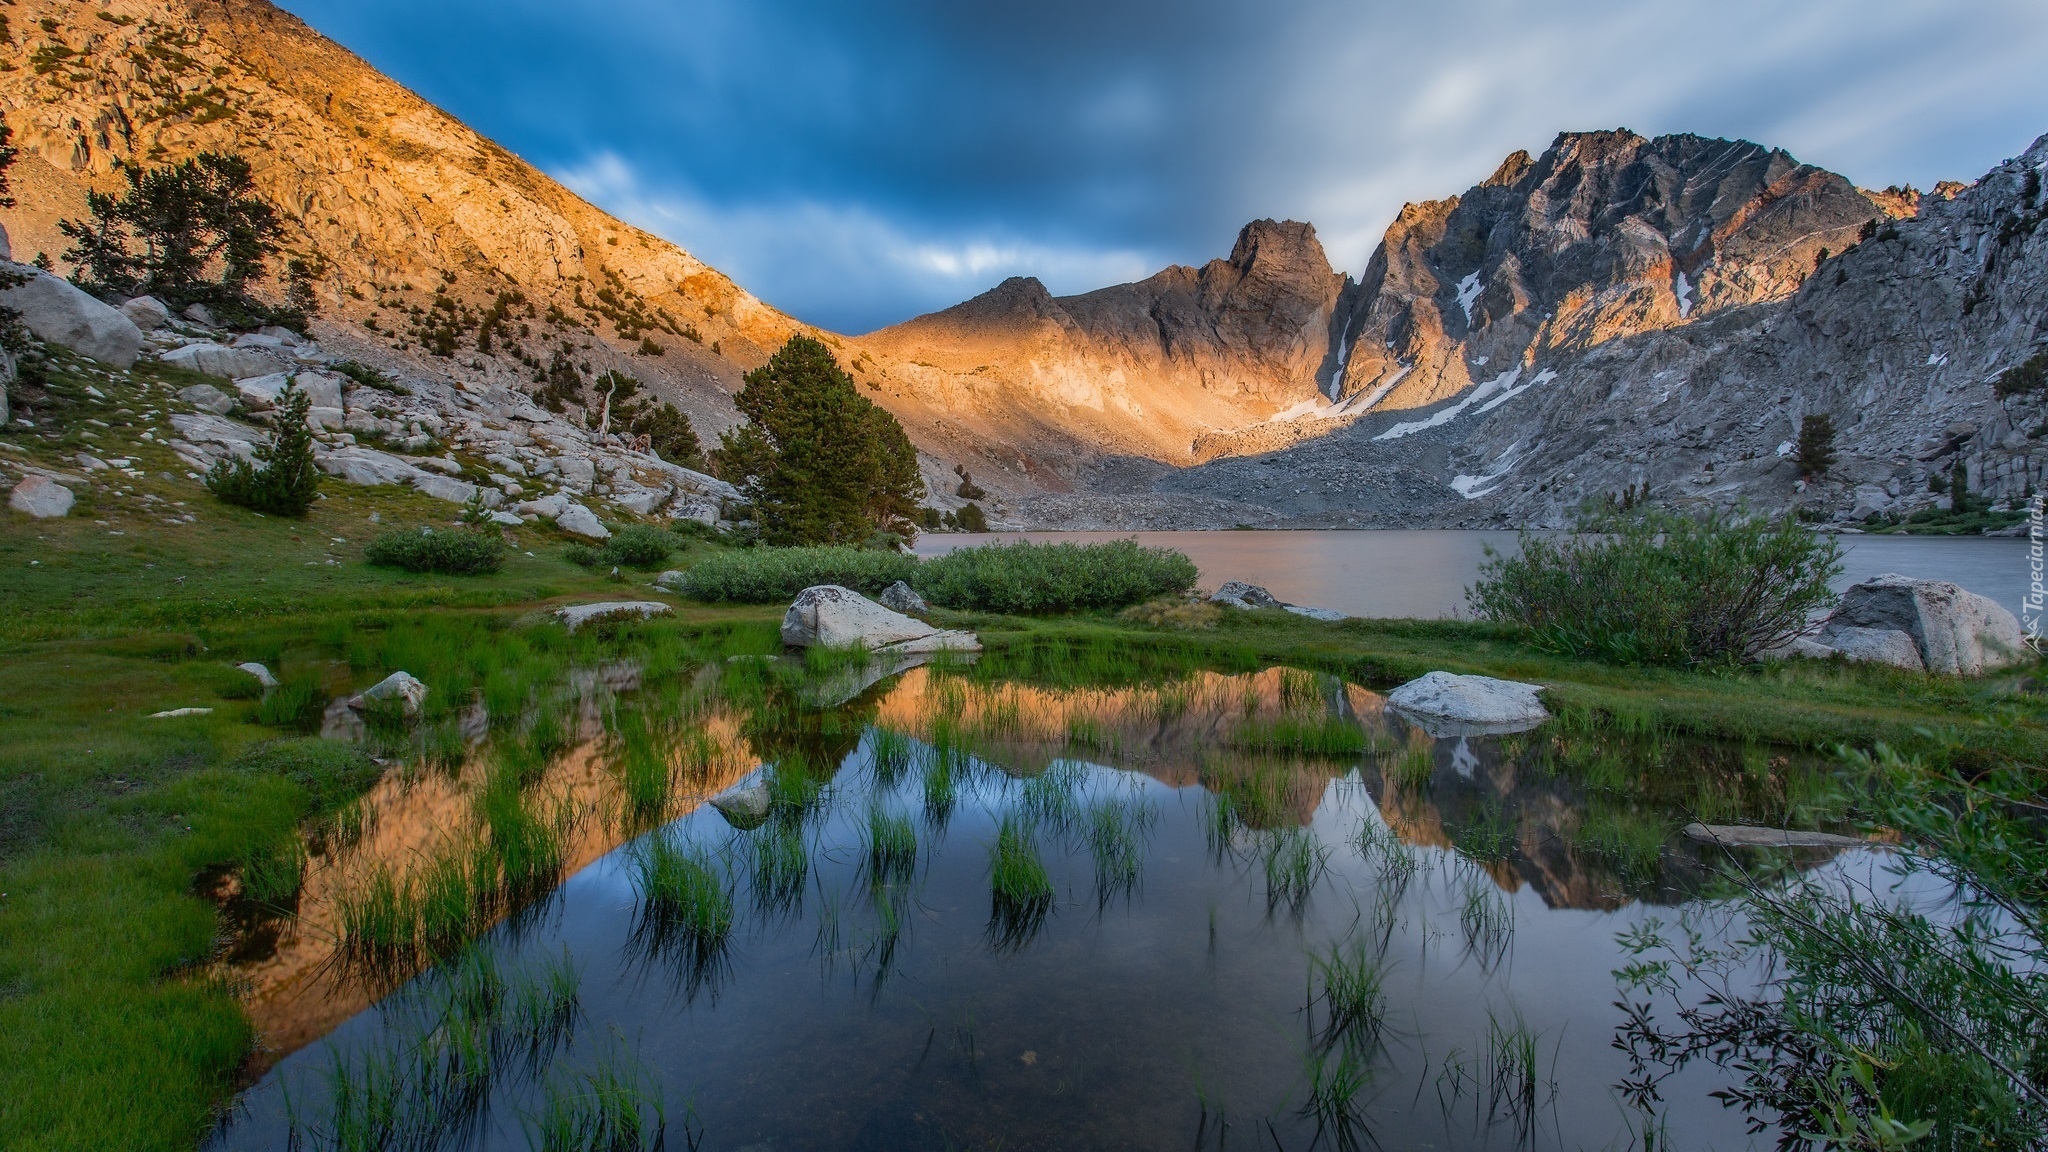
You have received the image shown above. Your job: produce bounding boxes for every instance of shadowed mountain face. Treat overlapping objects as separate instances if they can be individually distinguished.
[862,219,1342,466]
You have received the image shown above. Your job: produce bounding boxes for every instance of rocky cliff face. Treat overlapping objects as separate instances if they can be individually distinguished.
[862,219,1342,466]
[1159,135,2046,530]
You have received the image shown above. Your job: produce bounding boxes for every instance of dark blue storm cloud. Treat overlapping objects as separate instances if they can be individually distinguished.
[277,0,2048,333]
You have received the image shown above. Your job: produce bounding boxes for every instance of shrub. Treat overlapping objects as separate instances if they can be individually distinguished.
[670,546,918,603]
[366,527,508,575]
[1467,507,1842,665]
[915,539,1198,614]
[331,358,405,394]
[205,380,320,516]
[566,523,674,570]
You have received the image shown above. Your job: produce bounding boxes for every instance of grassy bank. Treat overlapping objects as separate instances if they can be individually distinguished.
[4,418,2046,1148]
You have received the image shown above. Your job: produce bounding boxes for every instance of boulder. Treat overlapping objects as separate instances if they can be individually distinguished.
[149,707,214,719]
[1820,626,1925,671]
[514,493,571,519]
[183,303,217,326]
[160,341,278,381]
[709,778,771,830]
[236,662,280,690]
[410,472,478,505]
[0,268,144,367]
[1284,605,1349,622]
[1211,581,1284,609]
[554,502,610,539]
[121,296,171,331]
[347,671,429,717]
[877,580,930,616]
[780,585,980,653]
[177,383,234,415]
[9,475,74,518]
[317,446,421,487]
[1386,671,1549,735]
[233,372,343,412]
[556,601,674,633]
[1819,573,2026,675]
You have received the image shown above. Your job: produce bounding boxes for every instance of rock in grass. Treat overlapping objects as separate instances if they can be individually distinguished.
[1682,823,1882,850]
[10,475,75,518]
[1817,573,2027,676]
[1386,671,1548,734]
[780,585,979,654]
[877,580,929,616]
[0,267,143,367]
[1817,626,1925,671]
[177,383,234,415]
[1283,605,1348,622]
[556,601,674,633]
[236,662,280,690]
[709,778,771,830]
[149,707,214,719]
[554,502,611,540]
[347,671,428,717]
[121,295,171,331]
[1211,581,1284,610]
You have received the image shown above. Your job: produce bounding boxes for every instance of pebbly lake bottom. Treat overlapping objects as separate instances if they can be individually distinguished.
[206,655,1892,1152]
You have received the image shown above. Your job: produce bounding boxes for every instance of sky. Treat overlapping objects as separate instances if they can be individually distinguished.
[275,0,2048,335]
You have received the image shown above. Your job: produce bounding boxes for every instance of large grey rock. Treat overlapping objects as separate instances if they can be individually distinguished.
[877,580,929,615]
[1211,581,1284,609]
[317,446,421,487]
[1386,671,1549,734]
[160,341,278,381]
[1819,573,2026,676]
[556,601,674,633]
[177,383,234,415]
[554,502,610,539]
[410,472,478,505]
[780,585,980,653]
[9,474,74,518]
[120,296,171,331]
[347,671,429,717]
[1819,626,1925,671]
[0,267,143,367]
[233,372,342,412]
[1284,604,1349,622]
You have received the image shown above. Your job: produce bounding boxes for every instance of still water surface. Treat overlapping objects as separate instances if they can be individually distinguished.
[915,530,2031,620]
[210,656,1872,1151]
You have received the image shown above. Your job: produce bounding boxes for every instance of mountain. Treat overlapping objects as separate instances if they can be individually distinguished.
[1163,134,2046,529]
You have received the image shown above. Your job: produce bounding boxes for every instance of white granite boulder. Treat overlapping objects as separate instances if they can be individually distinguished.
[1386,671,1549,735]
[1211,581,1284,610]
[234,372,343,412]
[160,341,278,381]
[120,296,171,331]
[236,662,280,689]
[347,671,428,717]
[0,268,144,367]
[1816,573,2027,675]
[555,502,610,539]
[177,383,234,415]
[556,601,674,633]
[780,585,980,654]
[10,475,74,518]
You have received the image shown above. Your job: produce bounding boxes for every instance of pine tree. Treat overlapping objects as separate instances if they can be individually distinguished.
[1795,414,1837,480]
[713,335,926,544]
[59,152,282,310]
[206,381,321,516]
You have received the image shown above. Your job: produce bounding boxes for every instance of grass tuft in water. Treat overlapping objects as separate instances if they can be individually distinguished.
[626,833,734,997]
[240,832,310,911]
[1458,867,1514,969]
[1448,799,1517,863]
[865,804,918,885]
[1262,827,1331,915]
[988,813,1054,949]
[1484,1008,1544,1132]
[1300,1043,1379,1146]
[867,726,915,788]
[1227,716,1369,759]
[1311,937,1390,1054]
[1084,791,1156,906]
[748,821,809,913]
[528,1034,667,1152]
[1018,759,1086,836]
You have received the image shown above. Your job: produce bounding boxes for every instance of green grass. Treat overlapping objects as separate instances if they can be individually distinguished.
[1310,936,1390,1054]
[1261,827,1331,914]
[988,813,1054,948]
[865,804,918,884]
[364,526,507,575]
[1084,791,1155,905]
[1225,715,1371,758]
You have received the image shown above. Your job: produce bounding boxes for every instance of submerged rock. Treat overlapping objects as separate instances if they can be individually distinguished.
[877,580,929,616]
[709,778,771,830]
[1386,671,1549,735]
[9,475,74,519]
[347,671,429,717]
[1682,823,1882,850]
[556,601,674,633]
[780,585,979,654]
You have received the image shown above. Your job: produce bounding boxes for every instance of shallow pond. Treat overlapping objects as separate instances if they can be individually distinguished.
[209,653,1869,1151]
[915,529,2032,621]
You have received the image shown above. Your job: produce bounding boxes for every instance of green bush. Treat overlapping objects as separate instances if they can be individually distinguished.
[365,527,508,575]
[567,523,675,570]
[1467,507,1843,665]
[914,539,1198,614]
[205,381,320,517]
[671,546,918,603]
